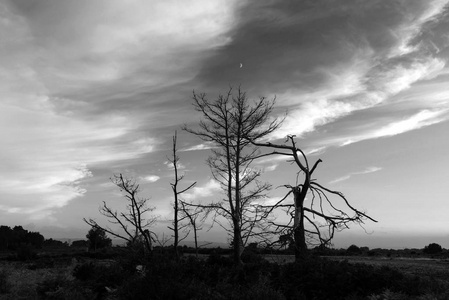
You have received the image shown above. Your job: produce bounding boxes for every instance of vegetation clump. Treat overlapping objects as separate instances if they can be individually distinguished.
[423,243,443,255]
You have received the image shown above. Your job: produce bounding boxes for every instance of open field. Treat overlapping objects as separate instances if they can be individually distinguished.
[1,252,449,299]
[266,254,449,278]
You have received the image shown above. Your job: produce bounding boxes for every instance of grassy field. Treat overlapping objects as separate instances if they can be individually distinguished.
[1,252,449,299]
[328,256,449,280]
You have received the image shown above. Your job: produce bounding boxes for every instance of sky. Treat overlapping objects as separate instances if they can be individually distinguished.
[1,0,449,249]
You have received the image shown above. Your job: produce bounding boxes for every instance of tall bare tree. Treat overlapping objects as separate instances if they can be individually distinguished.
[251,135,377,261]
[84,174,157,256]
[167,131,196,259]
[183,87,283,265]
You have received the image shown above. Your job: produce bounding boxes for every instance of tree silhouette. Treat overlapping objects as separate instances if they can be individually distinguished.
[84,174,158,256]
[252,135,377,260]
[86,227,111,251]
[183,86,283,265]
[168,131,196,259]
[423,243,442,254]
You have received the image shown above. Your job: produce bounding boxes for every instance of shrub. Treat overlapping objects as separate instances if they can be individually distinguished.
[36,276,93,300]
[0,269,11,294]
[241,247,265,264]
[346,244,362,255]
[16,244,37,260]
[73,262,96,281]
[423,243,442,255]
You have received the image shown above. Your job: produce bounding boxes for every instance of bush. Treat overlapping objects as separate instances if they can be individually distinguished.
[423,243,442,255]
[36,275,93,300]
[16,244,37,260]
[73,262,96,281]
[0,269,11,294]
[346,244,362,255]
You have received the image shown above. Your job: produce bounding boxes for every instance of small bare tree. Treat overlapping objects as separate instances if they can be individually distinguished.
[252,135,377,261]
[84,174,158,256]
[179,200,208,257]
[183,86,283,265]
[167,131,196,259]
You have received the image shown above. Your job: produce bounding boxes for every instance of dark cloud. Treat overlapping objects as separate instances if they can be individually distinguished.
[194,0,444,96]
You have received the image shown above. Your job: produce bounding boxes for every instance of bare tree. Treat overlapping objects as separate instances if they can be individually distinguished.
[167,131,196,259]
[183,87,283,265]
[252,135,377,261]
[84,174,158,256]
[179,200,209,257]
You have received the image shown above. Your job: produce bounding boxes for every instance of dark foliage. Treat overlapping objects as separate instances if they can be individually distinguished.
[43,238,69,248]
[346,244,362,256]
[0,269,11,294]
[16,244,38,260]
[423,243,443,254]
[111,254,449,300]
[36,275,92,300]
[71,240,89,248]
[0,225,44,250]
[86,227,112,251]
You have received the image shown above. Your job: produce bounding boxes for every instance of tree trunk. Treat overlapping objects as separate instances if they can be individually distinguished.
[193,223,198,258]
[293,187,307,261]
[233,217,243,265]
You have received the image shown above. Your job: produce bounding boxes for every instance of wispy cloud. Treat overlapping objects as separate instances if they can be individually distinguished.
[0,0,239,221]
[194,0,449,145]
[330,167,383,184]
[164,161,186,171]
[340,109,449,146]
[180,142,215,152]
[182,179,221,201]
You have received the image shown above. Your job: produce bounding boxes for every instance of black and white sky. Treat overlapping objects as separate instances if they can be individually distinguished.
[2,0,449,248]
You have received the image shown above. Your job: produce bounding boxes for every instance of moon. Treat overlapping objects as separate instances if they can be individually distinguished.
[240,63,243,68]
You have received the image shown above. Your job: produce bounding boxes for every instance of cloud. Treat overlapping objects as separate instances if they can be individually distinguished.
[182,179,221,201]
[0,98,158,220]
[0,0,240,221]
[164,161,186,171]
[265,164,278,172]
[340,109,449,146]
[193,0,449,146]
[330,166,383,184]
[180,142,215,152]
[142,175,161,183]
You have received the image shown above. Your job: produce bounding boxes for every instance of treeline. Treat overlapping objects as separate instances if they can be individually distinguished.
[0,225,44,250]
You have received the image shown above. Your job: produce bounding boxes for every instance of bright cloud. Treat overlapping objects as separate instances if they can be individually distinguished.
[182,179,221,201]
[180,143,216,152]
[265,164,278,172]
[142,175,161,183]
[0,0,239,221]
[340,109,449,146]
[330,167,383,184]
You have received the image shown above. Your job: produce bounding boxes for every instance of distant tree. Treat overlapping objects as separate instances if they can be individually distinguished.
[0,226,44,250]
[71,240,89,248]
[423,243,442,254]
[183,87,283,265]
[168,131,196,260]
[251,135,377,261]
[86,227,111,251]
[42,238,68,248]
[84,174,158,256]
[346,244,362,255]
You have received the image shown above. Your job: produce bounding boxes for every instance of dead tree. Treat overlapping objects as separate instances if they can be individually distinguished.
[252,135,377,261]
[179,200,208,257]
[167,131,196,259]
[183,87,283,265]
[83,174,158,256]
